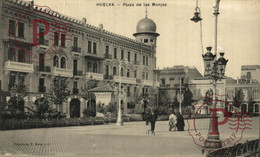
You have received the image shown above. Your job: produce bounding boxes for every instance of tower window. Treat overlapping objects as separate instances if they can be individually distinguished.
[114,48,117,59]
[144,39,148,43]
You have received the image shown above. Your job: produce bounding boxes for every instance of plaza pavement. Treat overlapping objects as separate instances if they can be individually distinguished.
[0,117,259,157]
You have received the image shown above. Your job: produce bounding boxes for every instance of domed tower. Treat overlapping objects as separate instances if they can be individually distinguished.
[133,12,159,47]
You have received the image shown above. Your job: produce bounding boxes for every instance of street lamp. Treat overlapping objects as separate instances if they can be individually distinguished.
[116,59,127,126]
[191,0,228,150]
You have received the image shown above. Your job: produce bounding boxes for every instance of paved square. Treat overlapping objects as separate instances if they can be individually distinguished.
[0,117,259,157]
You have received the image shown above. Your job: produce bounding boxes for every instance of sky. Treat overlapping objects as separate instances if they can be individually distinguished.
[33,0,260,79]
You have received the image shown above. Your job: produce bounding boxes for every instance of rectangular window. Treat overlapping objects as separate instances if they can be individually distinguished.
[9,20,15,36]
[114,48,117,59]
[73,37,78,48]
[134,70,137,78]
[161,79,165,85]
[88,41,92,53]
[39,78,45,92]
[54,32,59,46]
[18,22,24,37]
[121,50,124,60]
[150,39,153,43]
[61,34,66,47]
[146,72,148,80]
[73,81,77,89]
[39,78,44,87]
[93,42,97,54]
[143,56,145,65]
[144,39,148,43]
[128,52,131,61]
[134,53,137,62]
[134,87,137,93]
[146,57,148,66]
[39,28,45,44]
[105,46,109,55]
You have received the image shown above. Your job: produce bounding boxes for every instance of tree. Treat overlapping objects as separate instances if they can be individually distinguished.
[182,88,193,108]
[232,88,245,108]
[48,76,70,112]
[81,79,99,103]
[8,79,28,117]
[25,97,50,119]
[203,89,213,114]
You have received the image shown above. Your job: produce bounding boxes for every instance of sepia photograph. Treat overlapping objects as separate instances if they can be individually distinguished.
[0,0,259,156]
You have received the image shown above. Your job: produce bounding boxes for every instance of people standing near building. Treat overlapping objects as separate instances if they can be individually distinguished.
[169,111,177,131]
[176,111,185,131]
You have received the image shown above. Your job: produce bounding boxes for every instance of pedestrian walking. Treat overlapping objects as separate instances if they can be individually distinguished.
[149,110,158,135]
[169,112,177,131]
[176,112,185,131]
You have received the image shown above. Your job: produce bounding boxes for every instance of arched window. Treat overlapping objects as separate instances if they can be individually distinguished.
[8,48,15,61]
[93,63,97,73]
[113,66,117,75]
[142,72,145,79]
[60,57,66,68]
[121,68,124,76]
[53,55,59,67]
[127,69,130,78]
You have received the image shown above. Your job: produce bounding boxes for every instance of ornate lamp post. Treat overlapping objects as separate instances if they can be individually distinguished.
[191,0,228,150]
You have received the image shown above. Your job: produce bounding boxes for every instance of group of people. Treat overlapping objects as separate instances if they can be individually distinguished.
[168,111,185,131]
[144,109,185,135]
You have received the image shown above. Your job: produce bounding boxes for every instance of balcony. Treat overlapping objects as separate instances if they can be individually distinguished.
[113,76,137,84]
[37,38,49,46]
[71,46,81,53]
[4,61,34,73]
[36,65,51,73]
[85,72,104,81]
[84,52,104,60]
[160,84,171,88]
[73,70,83,76]
[104,54,112,59]
[38,86,46,93]
[142,80,154,86]
[73,88,79,95]
[52,67,73,77]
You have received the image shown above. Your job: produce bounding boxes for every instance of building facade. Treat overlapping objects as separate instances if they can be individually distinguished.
[0,0,160,117]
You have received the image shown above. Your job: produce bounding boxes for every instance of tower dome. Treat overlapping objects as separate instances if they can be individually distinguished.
[136,17,157,33]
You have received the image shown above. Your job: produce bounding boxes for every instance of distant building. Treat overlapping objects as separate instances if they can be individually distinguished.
[240,65,260,83]
[157,65,203,107]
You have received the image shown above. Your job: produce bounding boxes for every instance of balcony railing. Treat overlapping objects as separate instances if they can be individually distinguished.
[113,76,137,84]
[38,86,46,93]
[36,65,51,73]
[53,67,73,77]
[160,84,171,88]
[37,38,49,46]
[142,80,154,86]
[73,70,83,76]
[71,46,81,53]
[4,61,34,73]
[73,88,79,94]
[104,54,112,59]
[85,72,104,81]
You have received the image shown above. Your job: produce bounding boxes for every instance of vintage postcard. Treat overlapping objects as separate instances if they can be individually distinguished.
[0,0,259,156]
